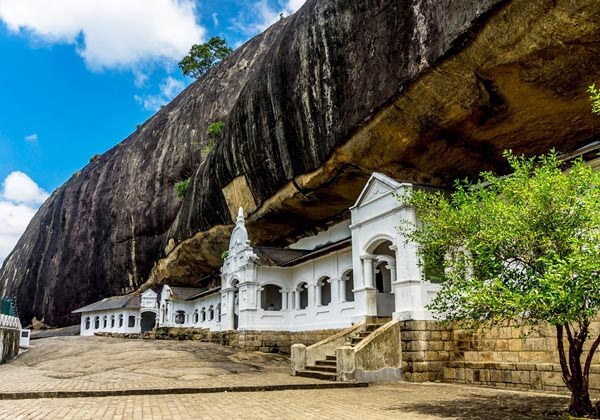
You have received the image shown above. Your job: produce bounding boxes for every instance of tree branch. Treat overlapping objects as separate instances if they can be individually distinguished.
[557,324,572,387]
[584,333,600,384]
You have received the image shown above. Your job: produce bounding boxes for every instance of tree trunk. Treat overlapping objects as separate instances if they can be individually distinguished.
[557,323,595,417]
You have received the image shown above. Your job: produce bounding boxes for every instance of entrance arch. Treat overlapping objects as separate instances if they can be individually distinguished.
[141,311,156,332]
[366,238,396,317]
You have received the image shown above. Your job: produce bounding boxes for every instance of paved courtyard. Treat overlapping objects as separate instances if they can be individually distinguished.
[0,336,572,419]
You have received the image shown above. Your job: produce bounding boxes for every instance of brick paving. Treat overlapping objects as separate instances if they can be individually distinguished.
[0,383,570,419]
[0,336,572,419]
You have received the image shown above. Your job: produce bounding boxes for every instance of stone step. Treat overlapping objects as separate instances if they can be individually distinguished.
[305,364,337,373]
[315,359,337,367]
[325,354,336,361]
[295,369,337,381]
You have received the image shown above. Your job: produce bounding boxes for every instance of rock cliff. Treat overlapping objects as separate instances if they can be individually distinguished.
[1,0,599,326]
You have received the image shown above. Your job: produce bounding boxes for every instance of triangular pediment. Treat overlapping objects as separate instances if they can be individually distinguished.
[352,173,402,208]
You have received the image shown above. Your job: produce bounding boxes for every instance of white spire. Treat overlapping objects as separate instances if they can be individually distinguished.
[236,207,245,224]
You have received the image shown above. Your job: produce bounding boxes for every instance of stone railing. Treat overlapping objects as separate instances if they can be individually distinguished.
[337,319,401,382]
[291,322,364,374]
[0,314,20,330]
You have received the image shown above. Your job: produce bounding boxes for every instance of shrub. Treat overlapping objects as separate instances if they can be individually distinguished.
[175,179,190,199]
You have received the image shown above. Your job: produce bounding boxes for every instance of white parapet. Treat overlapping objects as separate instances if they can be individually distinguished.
[0,314,20,330]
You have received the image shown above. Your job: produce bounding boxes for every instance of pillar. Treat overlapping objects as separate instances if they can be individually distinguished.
[362,256,375,288]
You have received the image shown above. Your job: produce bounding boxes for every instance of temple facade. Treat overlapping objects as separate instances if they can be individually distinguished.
[75,173,441,336]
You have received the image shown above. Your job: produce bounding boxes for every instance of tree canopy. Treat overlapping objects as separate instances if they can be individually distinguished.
[400,151,600,416]
[179,37,233,79]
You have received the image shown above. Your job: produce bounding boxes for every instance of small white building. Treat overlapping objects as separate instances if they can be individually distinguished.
[74,173,442,335]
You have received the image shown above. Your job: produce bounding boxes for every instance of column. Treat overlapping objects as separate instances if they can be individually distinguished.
[362,256,375,289]
[295,289,301,309]
[281,290,288,310]
[315,284,322,307]
[227,289,235,329]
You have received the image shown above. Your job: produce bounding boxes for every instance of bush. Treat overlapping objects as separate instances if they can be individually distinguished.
[175,179,190,199]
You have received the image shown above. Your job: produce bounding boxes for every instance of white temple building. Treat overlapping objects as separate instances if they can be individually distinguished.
[74,173,442,336]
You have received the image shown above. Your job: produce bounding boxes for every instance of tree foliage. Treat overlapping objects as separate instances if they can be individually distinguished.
[178,37,233,79]
[400,151,600,416]
[589,84,600,115]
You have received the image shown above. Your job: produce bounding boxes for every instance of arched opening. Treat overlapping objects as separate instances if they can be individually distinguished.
[175,310,186,325]
[261,284,282,311]
[94,316,100,329]
[200,307,206,322]
[296,282,309,310]
[141,312,156,332]
[375,261,392,293]
[343,270,355,302]
[103,315,108,329]
[110,315,115,328]
[208,306,214,321]
[85,317,91,330]
[216,303,221,322]
[128,315,136,328]
[317,277,331,306]
[367,239,396,317]
[193,310,199,324]
[118,314,124,328]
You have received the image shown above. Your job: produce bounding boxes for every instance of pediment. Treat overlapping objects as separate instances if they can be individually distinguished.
[352,173,401,208]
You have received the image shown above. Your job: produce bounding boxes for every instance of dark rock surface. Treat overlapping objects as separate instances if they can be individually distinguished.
[2,0,600,327]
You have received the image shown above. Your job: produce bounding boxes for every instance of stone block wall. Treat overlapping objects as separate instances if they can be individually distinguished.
[443,322,600,394]
[0,327,20,364]
[221,329,343,354]
[400,320,453,382]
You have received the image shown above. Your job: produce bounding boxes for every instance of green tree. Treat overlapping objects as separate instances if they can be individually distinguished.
[589,84,600,115]
[400,152,600,417]
[174,179,190,199]
[178,37,233,79]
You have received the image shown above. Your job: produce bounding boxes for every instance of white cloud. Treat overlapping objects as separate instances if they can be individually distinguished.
[0,0,206,71]
[0,171,48,265]
[2,171,49,206]
[134,76,186,111]
[232,0,306,35]
[24,133,38,142]
[212,13,219,27]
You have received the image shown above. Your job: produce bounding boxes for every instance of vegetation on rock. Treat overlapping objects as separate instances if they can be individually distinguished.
[400,151,600,417]
[589,84,600,115]
[175,179,190,199]
[179,37,233,79]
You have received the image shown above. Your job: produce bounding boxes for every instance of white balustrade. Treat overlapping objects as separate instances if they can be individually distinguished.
[0,314,20,330]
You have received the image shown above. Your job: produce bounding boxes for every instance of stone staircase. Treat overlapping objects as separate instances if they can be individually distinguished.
[295,319,390,381]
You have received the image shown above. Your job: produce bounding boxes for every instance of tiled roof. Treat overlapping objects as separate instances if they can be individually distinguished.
[72,294,140,313]
[253,247,311,266]
[282,238,352,267]
[169,287,208,301]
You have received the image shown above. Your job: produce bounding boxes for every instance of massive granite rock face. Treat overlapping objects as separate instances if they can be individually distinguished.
[2,0,600,327]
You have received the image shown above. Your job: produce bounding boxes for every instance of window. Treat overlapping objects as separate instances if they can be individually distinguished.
[103,315,108,328]
[193,310,199,324]
[261,284,282,311]
[216,304,221,322]
[297,282,308,310]
[118,314,124,328]
[318,277,331,306]
[201,308,206,322]
[128,315,135,328]
[208,306,214,321]
[94,316,100,329]
[110,315,115,328]
[344,271,355,302]
[175,310,186,325]
[85,317,91,330]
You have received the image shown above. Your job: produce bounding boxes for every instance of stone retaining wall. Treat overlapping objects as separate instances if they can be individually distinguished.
[0,327,20,364]
[96,328,341,355]
[398,320,600,394]
[220,329,343,354]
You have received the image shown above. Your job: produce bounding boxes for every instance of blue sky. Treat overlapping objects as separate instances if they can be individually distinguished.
[0,0,305,263]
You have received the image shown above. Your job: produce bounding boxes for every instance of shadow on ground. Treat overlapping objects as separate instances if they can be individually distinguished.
[389,393,568,420]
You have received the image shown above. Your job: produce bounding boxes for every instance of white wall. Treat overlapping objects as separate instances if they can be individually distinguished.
[80,308,141,336]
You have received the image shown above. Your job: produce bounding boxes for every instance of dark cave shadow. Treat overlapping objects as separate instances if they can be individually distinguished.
[386,393,569,420]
